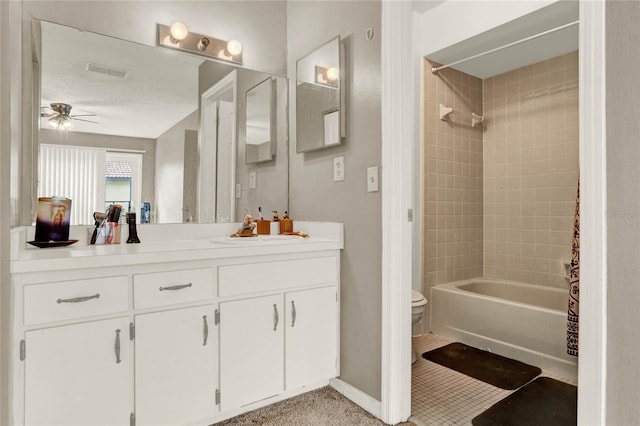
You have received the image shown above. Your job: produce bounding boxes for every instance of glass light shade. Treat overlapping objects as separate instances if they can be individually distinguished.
[48,118,59,128]
[169,22,189,41]
[62,119,72,129]
[226,40,242,56]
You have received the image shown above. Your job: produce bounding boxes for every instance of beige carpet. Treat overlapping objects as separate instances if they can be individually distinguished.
[212,386,415,425]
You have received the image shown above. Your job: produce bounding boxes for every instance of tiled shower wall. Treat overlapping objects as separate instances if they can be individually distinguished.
[483,52,579,288]
[421,61,484,328]
[420,52,579,332]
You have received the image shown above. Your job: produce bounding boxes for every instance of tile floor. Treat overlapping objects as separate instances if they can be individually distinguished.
[409,334,577,426]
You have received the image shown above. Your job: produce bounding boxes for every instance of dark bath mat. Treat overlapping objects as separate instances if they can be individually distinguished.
[422,342,541,390]
[471,377,577,426]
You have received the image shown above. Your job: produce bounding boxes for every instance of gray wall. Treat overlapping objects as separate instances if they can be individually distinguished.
[40,129,156,210]
[605,1,640,424]
[287,1,382,400]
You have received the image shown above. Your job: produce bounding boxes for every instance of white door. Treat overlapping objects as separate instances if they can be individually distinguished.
[24,317,131,426]
[285,286,337,389]
[216,100,235,223]
[198,96,218,223]
[219,295,284,410]
[135,305,216,425]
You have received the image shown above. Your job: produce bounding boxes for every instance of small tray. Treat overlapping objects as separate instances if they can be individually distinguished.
[27,240,79,248]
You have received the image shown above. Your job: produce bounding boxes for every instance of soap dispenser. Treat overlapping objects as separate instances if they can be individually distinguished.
[270,211,280,235]
[280,211,293,234]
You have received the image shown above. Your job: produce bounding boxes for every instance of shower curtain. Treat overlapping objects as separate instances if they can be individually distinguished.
[567,179,580,357]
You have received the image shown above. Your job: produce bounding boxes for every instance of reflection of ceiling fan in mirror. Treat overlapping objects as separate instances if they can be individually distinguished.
[40,102,98,130]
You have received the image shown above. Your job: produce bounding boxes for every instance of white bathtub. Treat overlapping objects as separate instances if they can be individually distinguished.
[430,278,578,380]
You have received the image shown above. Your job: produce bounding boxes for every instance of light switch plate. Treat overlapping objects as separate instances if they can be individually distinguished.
[334,156,345,182]
[249,172,257,189]
[367,166,379,192]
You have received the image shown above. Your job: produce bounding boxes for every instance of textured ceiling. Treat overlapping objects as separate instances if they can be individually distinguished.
[40,21,204,139]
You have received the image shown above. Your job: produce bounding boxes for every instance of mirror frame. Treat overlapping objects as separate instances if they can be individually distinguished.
[295,36,346,153]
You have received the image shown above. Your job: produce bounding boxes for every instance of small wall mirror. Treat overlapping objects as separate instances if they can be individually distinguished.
[296,36,345,153]
[245,77,275,164]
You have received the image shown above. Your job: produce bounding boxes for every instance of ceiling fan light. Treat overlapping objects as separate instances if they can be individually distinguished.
[62,118,73,129]
[48,117,59,128]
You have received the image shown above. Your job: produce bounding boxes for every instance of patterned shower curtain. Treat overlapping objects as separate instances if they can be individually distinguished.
[567,179,580,357]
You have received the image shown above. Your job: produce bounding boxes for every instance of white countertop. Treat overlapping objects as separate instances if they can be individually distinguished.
[10,222,344,274]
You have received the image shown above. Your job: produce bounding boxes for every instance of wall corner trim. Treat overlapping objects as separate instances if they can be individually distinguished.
[329,378,381,419]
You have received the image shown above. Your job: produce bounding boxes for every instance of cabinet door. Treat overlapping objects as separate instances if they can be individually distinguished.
[219,295,284,411]
[25,317,131,426]
[285,286,337,389]
[135,305,216,426]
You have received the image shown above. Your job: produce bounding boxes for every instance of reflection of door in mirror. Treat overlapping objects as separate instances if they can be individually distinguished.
[38,145,141,225]
[199,71,237,223]
[245,78,275,164]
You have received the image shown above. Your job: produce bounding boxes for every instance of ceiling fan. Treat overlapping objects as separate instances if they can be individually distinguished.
[40,103,98,130]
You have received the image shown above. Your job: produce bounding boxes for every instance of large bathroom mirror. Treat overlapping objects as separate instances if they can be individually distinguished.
[34,20,288,225]
[296,36,345,153]
[245,77,275,164]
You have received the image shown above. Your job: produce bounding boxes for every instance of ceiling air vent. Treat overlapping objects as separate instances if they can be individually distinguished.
[85,62,129,79]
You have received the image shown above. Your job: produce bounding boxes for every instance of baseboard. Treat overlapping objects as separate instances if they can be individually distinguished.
[329,378,382,420]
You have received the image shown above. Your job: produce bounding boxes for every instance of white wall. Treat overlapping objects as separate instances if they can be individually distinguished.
[288,1,382,400]
[605,1,640,423]
[155,111,198,223]
[414,0,555,56]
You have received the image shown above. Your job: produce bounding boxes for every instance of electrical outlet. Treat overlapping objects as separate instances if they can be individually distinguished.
[249,172,257,189]
[367,166,379,192]
[334,156,345,182]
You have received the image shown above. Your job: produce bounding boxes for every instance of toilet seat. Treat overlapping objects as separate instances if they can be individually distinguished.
[412,290,427,307]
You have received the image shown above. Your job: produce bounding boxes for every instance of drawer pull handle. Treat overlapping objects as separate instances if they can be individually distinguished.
[273,304,279,331]
[115,329,121,364]
[291,300,297,327]
[202,315,209,346]
[159,283,192,292]
[57,293,101,304]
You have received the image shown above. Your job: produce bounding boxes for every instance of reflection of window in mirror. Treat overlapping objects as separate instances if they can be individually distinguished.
[105,152,143,222]
[38,144,142,225]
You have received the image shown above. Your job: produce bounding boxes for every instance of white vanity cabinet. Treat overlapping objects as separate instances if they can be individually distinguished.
[219,295,285,411]
[217,257,338,412]
[284,286,337,390]
[10,225,342,426]
[135,305,216,426]
[24,317,132,426]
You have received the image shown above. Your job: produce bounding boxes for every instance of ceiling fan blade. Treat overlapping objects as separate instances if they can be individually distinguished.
[72,118,99,124]
[69,114,97,117]
[40,112,56,118]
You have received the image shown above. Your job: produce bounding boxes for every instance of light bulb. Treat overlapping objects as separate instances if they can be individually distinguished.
[218,49,232,61]
[169,22,189,42]
[226,40,242,56]
[325,67,339,81]
[48,118,59,128]
[62,119,72,129]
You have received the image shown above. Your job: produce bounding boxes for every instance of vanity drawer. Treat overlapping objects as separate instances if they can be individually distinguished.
[23,276,128,325]
[218,256,337,297]
[133,268,213,309]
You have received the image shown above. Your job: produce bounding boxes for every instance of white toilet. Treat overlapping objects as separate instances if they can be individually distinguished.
[411,290,428,363]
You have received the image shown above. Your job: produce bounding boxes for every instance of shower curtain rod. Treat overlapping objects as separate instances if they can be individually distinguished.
[431,20,579,74]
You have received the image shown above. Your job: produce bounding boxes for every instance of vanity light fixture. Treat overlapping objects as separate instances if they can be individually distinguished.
[157,23,243,65]
[315,65,339,88]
